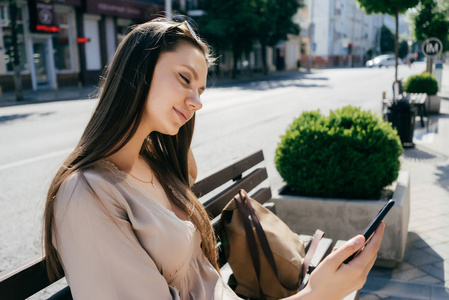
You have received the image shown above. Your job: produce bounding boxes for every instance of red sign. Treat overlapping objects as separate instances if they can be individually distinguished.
[28,0,61,33]
[36,24,60,33]
[77,37,90,43]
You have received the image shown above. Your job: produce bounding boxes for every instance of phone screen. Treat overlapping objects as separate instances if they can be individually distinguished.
[343,199,395,264]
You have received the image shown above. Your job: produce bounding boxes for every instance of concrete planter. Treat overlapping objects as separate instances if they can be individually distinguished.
[426,95,441,114]
[272,171,410,268]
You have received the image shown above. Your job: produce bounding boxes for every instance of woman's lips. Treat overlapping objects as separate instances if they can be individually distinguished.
[174,108,189,123]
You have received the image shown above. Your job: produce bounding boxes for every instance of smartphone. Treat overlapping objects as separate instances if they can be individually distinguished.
[343,199,395,264]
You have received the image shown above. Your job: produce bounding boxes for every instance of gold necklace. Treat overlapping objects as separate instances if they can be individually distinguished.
[125,171,156,189]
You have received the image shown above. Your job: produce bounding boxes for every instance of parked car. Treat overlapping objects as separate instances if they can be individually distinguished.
[365,55,402,68]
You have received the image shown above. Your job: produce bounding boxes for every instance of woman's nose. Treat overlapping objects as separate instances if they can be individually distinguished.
[186,95,202,111]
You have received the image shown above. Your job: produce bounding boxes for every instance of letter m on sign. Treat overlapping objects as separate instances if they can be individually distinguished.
[426,42,439,54]
[422,38,443,58]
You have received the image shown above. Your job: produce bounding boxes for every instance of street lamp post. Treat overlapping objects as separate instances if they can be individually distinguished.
[10,0,23,101]
[307,0,314,72]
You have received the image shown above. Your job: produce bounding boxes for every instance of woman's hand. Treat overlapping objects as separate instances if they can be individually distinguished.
[291,222,385,300]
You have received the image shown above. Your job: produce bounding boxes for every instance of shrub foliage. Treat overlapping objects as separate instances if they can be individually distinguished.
[275,106,403,199]
[404,72,438,95]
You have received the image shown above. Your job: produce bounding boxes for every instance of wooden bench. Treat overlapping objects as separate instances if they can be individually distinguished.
[384,80,428,128]
[0,150,358,300]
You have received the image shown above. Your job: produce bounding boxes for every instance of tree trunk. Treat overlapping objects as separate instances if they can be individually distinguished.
[232,48,239,79]
[10,0,23,101]
[426,58,433,74]
[261,42,268,75]
[394,9,399,83]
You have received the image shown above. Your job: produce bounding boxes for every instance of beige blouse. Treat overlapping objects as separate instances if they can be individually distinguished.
[53,160,241,300]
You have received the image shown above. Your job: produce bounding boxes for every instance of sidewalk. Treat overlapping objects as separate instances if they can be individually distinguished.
[359,64,449,299]
[0,70,304,108]
[0,85,98,107]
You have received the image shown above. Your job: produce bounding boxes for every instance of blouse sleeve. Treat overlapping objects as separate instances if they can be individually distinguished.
[53,170,180,300]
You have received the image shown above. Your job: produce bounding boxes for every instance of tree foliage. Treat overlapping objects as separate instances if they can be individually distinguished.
[356,0,420,15]
[380,26,395,53]
[197,0,303,77]
[356,0,420,82]
[256,0,302,47]
[398,40,409,59]
[412,0,449,51]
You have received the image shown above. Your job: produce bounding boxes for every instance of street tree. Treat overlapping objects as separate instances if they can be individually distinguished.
[412,0,449,51]
[198,0,303,77]
[398,40,409,59]
[197,0,261,78]
[255,0,303,74]
[356,0,420,82]
[380,26,395,54]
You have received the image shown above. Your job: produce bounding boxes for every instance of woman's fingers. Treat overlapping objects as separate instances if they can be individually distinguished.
[325,235,365,268]
[358,222,385,269]
[300,222,386,300]
[326,221,385,269]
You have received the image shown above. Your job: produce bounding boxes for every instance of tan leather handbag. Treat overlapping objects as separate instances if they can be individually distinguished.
[220,190,324,300]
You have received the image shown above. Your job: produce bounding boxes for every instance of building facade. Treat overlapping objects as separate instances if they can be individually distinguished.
[0,0,164,91]
[297,0,408,67]
[0,0,412,92]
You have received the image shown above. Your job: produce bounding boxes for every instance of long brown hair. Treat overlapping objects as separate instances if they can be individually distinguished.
[43,18,218,281]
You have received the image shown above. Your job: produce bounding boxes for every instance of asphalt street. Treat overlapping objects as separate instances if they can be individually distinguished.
[0,63,430,292]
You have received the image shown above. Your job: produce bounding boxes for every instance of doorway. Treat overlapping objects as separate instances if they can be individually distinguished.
[32,39,50,87]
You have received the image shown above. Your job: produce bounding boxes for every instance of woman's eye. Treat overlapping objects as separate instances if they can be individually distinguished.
[179,73,190,84]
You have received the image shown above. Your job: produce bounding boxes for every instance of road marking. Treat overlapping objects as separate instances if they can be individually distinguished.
[0,148,73,171]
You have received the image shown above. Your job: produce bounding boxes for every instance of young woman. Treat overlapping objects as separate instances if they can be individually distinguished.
[43,18,384,300]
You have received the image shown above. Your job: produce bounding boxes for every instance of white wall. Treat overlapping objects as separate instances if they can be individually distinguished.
[83,14,102,70]
[105,16,116,63]
[312,0,330,56]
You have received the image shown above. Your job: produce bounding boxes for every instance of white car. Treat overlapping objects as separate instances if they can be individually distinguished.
[365,55,402,68]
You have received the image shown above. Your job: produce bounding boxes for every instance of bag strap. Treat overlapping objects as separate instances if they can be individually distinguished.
[236,190,326,294]
[300,229,325,289]
[234,191,267,300]
[239,191,287,286]
[236,190,298,294]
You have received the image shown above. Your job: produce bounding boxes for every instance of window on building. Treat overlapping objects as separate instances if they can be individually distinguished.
[1,5,28,72]
[52,12,71,71]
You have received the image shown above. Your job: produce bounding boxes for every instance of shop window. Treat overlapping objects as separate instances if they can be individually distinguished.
[1,6,28,72]
[52,12,71,71]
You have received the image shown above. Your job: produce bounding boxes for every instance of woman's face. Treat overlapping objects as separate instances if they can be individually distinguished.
[143,41,207,135]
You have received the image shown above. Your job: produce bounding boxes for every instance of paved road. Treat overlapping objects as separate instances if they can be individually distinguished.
[0,63,428,274]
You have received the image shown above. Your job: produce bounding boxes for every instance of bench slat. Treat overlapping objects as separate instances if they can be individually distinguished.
[250,186,272,205]
[299,235,333,292]
[192,150,264,198]
[0,255,53,300]
[203,167,268,218]
[47,286,72,300]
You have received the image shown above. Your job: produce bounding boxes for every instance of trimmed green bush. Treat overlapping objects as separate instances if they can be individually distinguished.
[404,72,438,95]
[275,106,403,200]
